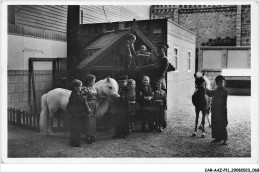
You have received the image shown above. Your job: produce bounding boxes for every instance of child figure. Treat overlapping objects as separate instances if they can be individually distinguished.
[113,75,129,138]
[138,75,155,132]
[66,79,86,147]
[81,74,98,144]
[136,45,151,66]
[126,79,137,132]
[206,75,228,145]
[153,81,166,132]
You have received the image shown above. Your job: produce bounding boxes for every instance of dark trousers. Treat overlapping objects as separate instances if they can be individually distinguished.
[141,110,155,131]
[114,114,129,137]
[70,117,82,145]
[155,108,164,130]
[85,116,96,140]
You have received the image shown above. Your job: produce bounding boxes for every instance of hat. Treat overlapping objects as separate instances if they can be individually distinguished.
[118,75,128,81]
[157,41,169,49]
[215,75,225,83]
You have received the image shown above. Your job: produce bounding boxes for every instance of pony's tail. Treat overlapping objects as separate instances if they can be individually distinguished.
[39,94,48,133]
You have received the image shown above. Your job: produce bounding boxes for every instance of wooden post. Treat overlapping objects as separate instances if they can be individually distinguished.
[29,112,33,130]
[17,109,21,127]
[67,5,80,81]
[8,5,15,25]
[7,108,10,123]
[25,111,29,129]
[12,108,15,125]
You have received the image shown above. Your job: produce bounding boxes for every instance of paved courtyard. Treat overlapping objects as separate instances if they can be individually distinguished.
[8,96,251,158]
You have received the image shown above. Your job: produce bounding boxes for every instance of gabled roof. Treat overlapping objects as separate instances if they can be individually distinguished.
[77,26,158,70]
[77,30,127,69]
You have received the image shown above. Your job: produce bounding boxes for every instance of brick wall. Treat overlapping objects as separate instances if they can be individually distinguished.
[151,6,251,48]
[8,70,54,112]
[179,10,237,47]
[241,5,251,46]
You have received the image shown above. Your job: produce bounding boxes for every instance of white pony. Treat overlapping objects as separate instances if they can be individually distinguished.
[39,77,119,135]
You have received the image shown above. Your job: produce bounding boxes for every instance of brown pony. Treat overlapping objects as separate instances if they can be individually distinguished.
[191,72,212,138]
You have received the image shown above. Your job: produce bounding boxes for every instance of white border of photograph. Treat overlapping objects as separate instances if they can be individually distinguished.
[1,0,259,172]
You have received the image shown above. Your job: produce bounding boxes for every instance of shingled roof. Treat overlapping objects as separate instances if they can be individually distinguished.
[77,26,157,70]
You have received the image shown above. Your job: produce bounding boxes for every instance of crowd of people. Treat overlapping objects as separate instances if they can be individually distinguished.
[66,73,167,147]
[66,34,229,147]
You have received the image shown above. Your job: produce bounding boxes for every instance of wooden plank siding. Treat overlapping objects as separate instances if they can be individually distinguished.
[15,5,68,33]
[81,5,150,24]
[14,5,150,34]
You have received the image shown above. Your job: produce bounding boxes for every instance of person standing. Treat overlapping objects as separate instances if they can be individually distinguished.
[66,79,87,147]
[206,75,228,145]
[135,41,175,90]
[113,75,129,138]
[153,81,167,132]
[126,79,137,132]
[119,34,137,70]
[138,75,155,132]
[81,74,98,144]
[153,42,174,90]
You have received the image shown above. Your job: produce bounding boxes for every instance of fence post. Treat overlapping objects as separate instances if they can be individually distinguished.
[29,112,33,130]
[7,108,10,123]
[25,111,29,129]
[11,108,15,125]
[17,109,21,127]
[21,110,25,128]
[36,113,40,132]
[33,113,36,131]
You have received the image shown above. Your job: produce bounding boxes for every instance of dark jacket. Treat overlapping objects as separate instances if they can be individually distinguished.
[138,85,154,107]
[154,89,166,108]
[206,87,228,140]
[67,90,86,118]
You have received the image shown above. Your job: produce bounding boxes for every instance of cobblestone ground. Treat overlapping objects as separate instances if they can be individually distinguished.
[7,96,251,158]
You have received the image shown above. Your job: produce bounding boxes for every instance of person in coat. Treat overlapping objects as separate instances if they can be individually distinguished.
[66,79,87,147]
[118,34,137,70]
[126,79,137,132]
[113,75,129,138]
[206,75,228,145]
[138,75,155,132]
[153,81,167,132]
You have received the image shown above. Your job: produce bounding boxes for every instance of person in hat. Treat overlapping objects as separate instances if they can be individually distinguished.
[206,75,228,145]
[113,75,130,138]
[135,41,175,90]
[153,41,174,90]
[118,34,137,70]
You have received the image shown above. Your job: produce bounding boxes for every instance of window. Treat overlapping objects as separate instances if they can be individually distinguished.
[173,48,178,72]
[188,51,191,72]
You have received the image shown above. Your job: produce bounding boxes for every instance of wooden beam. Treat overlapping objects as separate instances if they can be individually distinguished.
[67,5,80,81]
